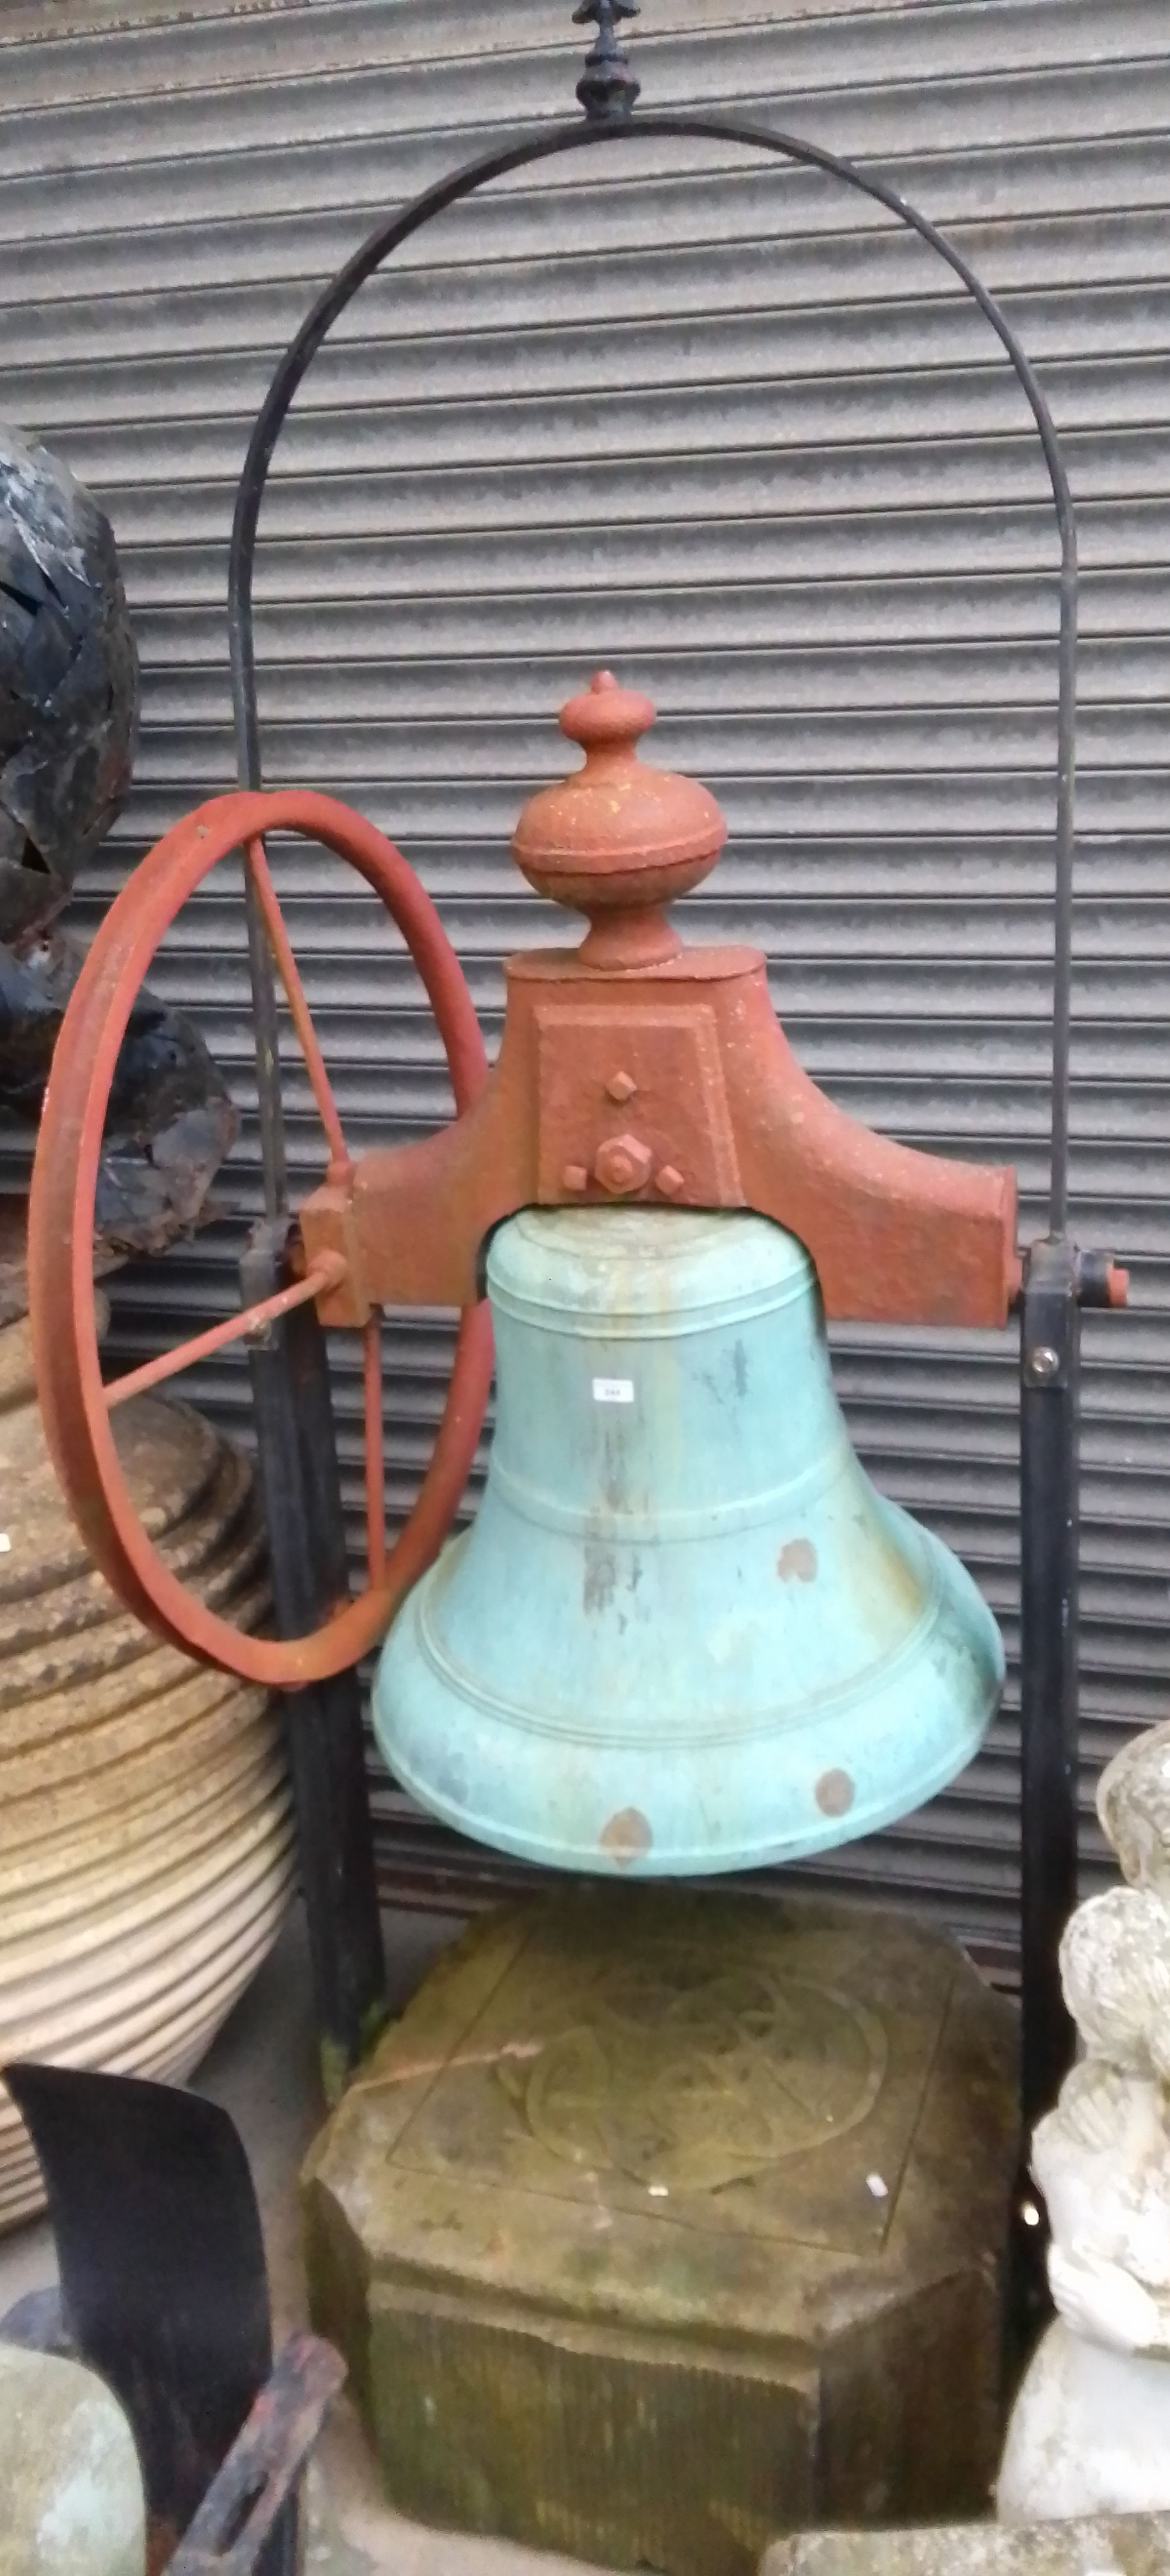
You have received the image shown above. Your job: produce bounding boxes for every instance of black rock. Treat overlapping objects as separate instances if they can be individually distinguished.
[0,926,237,1257]
[0,430,238,1285]
[0,424,138,942]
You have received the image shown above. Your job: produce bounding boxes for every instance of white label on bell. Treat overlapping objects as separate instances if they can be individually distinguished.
[592,1377,635,1404]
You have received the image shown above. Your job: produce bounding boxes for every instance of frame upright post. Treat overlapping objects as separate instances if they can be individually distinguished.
[243,1223,387,2102]
[1018,1235,1082,2137]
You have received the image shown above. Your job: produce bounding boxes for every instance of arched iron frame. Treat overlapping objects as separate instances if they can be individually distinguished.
[228,112,1078,1242]
[225,99,1115,2138]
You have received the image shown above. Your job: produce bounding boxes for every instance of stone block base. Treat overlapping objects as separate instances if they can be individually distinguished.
[304,1885,1019,2576]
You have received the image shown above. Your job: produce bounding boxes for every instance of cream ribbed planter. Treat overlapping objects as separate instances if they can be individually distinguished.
[0,1306,294,2229]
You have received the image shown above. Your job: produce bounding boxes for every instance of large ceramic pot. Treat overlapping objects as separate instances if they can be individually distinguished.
[0,1305,293,2228]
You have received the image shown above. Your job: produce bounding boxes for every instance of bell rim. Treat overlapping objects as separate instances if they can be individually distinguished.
[376,1694,1000,1879]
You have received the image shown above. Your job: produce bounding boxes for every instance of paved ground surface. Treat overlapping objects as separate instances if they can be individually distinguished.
[0,1905,600,2576]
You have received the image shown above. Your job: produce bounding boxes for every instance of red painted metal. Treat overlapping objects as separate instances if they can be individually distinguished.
[104,1252,348,1409]
[245,833,352,1180]
[364,1308,387,1585]
[32,674,1030,1685]
[30,787,492,1686]
[511,669,727,969]
[301,675,1021,1332]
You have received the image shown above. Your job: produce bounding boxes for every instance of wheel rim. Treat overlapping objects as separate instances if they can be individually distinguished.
[30,787,493,1687]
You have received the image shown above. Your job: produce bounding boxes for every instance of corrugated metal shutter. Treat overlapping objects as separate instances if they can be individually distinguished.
[2,0,1167,1968]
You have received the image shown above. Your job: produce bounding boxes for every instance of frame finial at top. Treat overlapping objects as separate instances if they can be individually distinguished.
[572,0,640,123]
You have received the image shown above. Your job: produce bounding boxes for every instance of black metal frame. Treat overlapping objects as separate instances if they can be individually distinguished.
[1018,1240,1082,2132]
[241,1228,386,2101]
[223,12,1122,2127]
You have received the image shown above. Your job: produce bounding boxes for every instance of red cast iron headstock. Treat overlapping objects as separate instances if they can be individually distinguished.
[29,673,1018,1687]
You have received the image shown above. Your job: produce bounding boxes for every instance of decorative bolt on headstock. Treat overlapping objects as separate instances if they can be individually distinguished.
[594,1133,654,1196]
[572,0,640,123]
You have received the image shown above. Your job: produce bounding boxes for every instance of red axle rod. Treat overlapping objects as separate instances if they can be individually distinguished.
[105,1253,348,1411]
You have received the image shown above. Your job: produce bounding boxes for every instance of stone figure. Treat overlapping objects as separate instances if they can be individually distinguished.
[998,1721,1170,2519]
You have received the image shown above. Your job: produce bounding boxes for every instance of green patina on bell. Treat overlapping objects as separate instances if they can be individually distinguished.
[374,1205,1003,1875]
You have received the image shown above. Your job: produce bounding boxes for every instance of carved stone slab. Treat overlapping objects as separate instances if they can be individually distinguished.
[304,1886,1018,2573]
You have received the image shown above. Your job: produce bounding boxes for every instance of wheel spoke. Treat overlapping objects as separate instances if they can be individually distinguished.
[364,1308,386,1584]
[246,835,352,1178]
[105,1253,347,1410]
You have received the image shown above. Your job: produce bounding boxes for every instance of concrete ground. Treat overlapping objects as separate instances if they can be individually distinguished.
[0,1904,601,2576]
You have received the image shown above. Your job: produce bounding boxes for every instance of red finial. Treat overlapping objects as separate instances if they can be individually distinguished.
[559,668,654,746]
[511,669,727,969]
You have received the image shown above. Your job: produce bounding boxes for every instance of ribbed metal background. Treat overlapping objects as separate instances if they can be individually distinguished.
[3,0,1167,1962]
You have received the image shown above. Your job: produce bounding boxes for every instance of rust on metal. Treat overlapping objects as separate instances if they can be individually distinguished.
[169,2331,345,2576]
[34,672,1036,1687]
[245,834,352,1183]
[29,789,492,1687]
[104,1252,348,1411]
[301,672,1021,1336]
[594,1132,654,1196]
[511,669,726,968]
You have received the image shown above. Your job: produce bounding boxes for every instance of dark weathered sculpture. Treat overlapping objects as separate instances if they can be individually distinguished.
[0,424,137,910]
[0,426,235,1315]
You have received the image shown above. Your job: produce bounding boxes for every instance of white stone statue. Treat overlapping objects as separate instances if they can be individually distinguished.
[998,1720,1170,2521]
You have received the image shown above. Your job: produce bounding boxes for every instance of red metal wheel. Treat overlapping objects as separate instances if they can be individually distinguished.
[29,787,493,1687]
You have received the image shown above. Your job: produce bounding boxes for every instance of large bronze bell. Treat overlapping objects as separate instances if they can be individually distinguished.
[374,1202,1003,1875]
